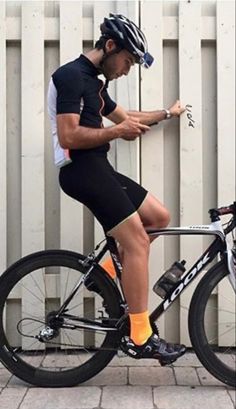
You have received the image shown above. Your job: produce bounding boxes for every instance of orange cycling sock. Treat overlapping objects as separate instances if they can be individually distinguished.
[129,311,153,346]
[101,256,116,279]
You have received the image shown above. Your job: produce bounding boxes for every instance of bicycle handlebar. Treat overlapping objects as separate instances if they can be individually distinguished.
[217,203,236,216]
[214,202,236,236]
[209,203,236,235]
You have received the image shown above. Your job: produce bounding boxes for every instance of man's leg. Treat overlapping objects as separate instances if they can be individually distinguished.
[109,212,150,313]
[108,212,152,345]
[108,203,186,361]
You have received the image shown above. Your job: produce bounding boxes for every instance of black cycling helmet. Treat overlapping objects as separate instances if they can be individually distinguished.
[100,13,154,68]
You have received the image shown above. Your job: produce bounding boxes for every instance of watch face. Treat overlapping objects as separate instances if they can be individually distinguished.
[163,109,171,119]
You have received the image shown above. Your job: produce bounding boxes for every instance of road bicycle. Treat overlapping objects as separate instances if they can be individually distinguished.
[0,202,235,387]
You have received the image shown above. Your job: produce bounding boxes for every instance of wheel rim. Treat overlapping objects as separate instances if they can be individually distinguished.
[202,268,236,375]
[0,259,119,376]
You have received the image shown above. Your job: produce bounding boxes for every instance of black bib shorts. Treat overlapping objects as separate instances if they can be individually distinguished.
[59,151,148,233]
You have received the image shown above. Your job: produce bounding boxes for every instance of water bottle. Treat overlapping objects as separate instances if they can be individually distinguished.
[153,260,186,299]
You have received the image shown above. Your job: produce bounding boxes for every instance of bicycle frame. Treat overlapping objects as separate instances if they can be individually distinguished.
[57,205,235,333]
[96,218,234,324]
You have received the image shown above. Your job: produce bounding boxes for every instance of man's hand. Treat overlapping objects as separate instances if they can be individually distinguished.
[168,100,185,117]
[117,117,150,141]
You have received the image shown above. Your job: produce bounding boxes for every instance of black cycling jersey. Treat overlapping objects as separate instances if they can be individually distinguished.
[51,54,117,159]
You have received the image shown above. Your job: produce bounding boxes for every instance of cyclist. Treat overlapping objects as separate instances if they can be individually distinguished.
[48,13,186,362]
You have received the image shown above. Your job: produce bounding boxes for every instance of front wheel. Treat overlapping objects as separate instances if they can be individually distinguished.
[0,250,123,386]
[189,260,236,387]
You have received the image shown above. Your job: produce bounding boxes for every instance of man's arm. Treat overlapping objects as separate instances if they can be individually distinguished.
[127,109,166,125]
[57,112,150,149]
[107,100,186,125]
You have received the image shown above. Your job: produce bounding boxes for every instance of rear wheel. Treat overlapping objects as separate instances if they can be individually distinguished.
[0,250,122,386]
[189,261,236,387]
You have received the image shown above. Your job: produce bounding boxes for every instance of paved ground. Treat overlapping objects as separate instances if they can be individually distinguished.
[0,353,235,409]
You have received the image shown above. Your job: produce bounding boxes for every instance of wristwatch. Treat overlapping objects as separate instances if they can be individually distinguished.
[163,109,172,119]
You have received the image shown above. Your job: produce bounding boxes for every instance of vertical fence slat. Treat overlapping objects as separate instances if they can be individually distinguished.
[0,2,6,274]
[94,2,116,170]
[21,1,45,255]
[59,1,84,253]
[0,2,6,333]
[93,1,116,244]
[21,1,45,348]
[217,1,235,206]
[217,0,235,347]
[59,1,84,346]
[179,1,203,345]
[141,0,165,336]
[115,1,140,182]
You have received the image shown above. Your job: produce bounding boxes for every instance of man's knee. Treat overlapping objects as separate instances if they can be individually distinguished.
[158,207,170,228]
[109,213,150,254]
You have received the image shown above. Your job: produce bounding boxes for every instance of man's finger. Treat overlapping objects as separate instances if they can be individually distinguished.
[137,123,150,131]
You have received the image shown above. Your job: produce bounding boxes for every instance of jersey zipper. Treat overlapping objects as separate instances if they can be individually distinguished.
[98,80,105,128]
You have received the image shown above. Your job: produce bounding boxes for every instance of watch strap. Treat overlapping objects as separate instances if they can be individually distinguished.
[163,109,172,119]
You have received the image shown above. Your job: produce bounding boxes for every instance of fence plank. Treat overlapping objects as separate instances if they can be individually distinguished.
[216,1,235,206]
[0,2,6,332]
[59,1,84,253]
[93,1,117,244]
[140,0,165,336]
[115,1,140,182]
[93,1,116,170]
[216,0,235,347]
[0,2,6,274]
[21,1,45,348]
[179,1,203,345]
[21,1,45,255]
[59,1,84,346]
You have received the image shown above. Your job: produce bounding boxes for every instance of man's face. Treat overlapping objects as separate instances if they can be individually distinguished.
[101,44,136,81]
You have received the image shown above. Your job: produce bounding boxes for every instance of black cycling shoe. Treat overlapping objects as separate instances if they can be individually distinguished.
[120,333,186,366]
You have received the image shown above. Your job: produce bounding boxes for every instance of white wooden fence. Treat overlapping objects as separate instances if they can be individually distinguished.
[0,0,235,345]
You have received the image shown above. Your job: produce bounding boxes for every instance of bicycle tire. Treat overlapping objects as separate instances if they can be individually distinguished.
[0,250,123,387]
[189,260,236,387]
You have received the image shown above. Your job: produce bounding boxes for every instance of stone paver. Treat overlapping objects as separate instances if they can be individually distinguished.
[172,353,202,367]
[83,366,128,386]
[102,386,153,409]
[197,367,227,386]
[153,386,235,409]
[0,368,12,387]
[110,355,161,367]
[228,389,236,404]
[175,367,200,386]
[0,387,27,409]
[129,366,175,386]
[19,387,101,409]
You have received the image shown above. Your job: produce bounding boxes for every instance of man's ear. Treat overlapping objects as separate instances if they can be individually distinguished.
[105,38,117,52]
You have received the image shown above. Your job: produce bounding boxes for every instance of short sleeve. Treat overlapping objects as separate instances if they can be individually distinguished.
[101,87,117,117]
[52,64,84,115]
